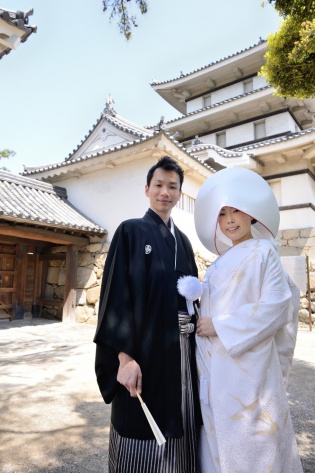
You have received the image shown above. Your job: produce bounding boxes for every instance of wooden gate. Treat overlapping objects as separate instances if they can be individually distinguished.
[0,244,17,320]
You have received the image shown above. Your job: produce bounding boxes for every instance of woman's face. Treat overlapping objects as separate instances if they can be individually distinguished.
[218,206,253,246]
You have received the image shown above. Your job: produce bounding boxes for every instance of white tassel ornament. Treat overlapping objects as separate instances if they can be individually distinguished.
[177,276,203,316]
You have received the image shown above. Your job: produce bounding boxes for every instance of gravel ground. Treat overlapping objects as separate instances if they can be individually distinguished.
[0,318,314,472]
[0,319,110,473]
[287,325,315,473]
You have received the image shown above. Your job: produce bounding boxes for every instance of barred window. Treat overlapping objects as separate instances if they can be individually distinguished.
[244,79,253,93]
[216,131,226,148]
[177,193,195,214]
[204,94,211,107]
[254,120,266,140]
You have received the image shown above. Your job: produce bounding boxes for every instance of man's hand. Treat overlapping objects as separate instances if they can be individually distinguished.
[117,352,142,397]
[196,317,217,337]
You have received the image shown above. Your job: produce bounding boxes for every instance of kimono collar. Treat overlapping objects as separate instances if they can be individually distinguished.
[147,208,177,269]
[148,208,175,235]
[169,216,175,237]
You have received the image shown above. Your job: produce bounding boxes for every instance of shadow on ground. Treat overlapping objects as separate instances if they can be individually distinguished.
[0,320,313,472]
[288,358,315,473]
[0,320,111,472]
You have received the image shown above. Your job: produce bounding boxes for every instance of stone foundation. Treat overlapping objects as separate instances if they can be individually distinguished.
[41,236,109,325]
[279,228,314,327]
[41,229,315,328]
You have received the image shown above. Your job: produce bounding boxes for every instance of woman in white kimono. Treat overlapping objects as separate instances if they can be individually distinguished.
[193,168,303,473]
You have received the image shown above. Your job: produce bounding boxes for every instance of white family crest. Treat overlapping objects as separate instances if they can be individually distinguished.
[145,245,152,255]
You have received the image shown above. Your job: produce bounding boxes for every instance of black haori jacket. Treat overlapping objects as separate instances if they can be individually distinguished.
[94,209,202,439]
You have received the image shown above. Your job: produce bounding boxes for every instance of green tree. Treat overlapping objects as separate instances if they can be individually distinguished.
[0,149,15,171]
[102,0,148,40]
[266,0,315,18]
[260,0,315,98]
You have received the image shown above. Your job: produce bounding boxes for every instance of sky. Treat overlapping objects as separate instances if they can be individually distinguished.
[1,0,282,174]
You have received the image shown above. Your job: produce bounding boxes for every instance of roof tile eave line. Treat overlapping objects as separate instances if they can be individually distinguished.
[233,126,315,152]
[63,111,153,164]
[164,86,272,125]
[150,41,266,87]
[0,177,106,233]
[105,112,152,136]
[23,133,162,176]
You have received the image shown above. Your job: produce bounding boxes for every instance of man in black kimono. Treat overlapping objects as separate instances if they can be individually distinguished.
[94,156,201,472]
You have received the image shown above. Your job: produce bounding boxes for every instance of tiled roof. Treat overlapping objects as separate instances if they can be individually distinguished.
[0,171,106,234]
[23,131,214,176]
[0,7,37,59]
[232,126,315,152]
[188,143,264,167]
[103,111,153,138]
[150,41,266,86]
[189,143,246,158]
[161,86,271,126]
[64,106,153,162]
[24,134,159,176]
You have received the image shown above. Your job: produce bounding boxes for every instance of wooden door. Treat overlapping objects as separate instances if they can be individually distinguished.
[14,245,38,318]
[24,251,36,315]
[0,244,17,320]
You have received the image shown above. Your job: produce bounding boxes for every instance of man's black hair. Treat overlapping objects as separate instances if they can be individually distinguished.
[146,156,184,189]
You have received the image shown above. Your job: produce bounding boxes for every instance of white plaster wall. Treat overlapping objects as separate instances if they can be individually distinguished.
[200,134,216,145]
[227,123,251,146]
[186,76,268,115]
[200,111,297,147]
[187,97,204,113]
[277,174,315,229]
[212,83,244,104]
[59,158,154,241]
[202,122,251,146]
[281,174,315,206]
[269,180,282,206]
[57,157,206,245]
[280,207,315,229]
[182,172,202,198]
[266,114,297,135]
[172,207,214,260]
[253,75,267,89]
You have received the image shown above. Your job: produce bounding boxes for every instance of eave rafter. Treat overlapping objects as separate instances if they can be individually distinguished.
[0,222,91,246]
[302,142,315,161]
[170,88,192,102]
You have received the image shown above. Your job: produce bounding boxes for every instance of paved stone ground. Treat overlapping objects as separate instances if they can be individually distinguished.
[287,325,315,473]
[0,318,314,472]
[0,318,110,473]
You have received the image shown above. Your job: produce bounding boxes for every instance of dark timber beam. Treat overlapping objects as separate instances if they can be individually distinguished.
[0,223,90,245]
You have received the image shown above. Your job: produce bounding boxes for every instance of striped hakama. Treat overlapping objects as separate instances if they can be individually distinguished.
[108,312,199,473]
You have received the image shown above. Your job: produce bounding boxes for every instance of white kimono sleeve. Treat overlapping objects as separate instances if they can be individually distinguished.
[212,245,293,358]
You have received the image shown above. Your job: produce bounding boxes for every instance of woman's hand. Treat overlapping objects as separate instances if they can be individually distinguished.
[196,317,217,337]
[117,352,142,397]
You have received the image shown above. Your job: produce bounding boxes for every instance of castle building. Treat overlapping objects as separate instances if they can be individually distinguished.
[19,41,315,323]
[152,40,315,256]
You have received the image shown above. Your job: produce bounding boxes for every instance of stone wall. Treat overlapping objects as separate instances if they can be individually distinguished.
[41,229,315,328]
[279,228,315,327]
[42,237,109,325]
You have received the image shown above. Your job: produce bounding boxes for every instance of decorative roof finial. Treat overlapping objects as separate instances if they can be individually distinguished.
[155,116,165,132]
[103,94,116,116]
[193,135,202,145]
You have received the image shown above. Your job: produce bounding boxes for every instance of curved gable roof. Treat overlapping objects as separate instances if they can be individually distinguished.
[63,103,154,164]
